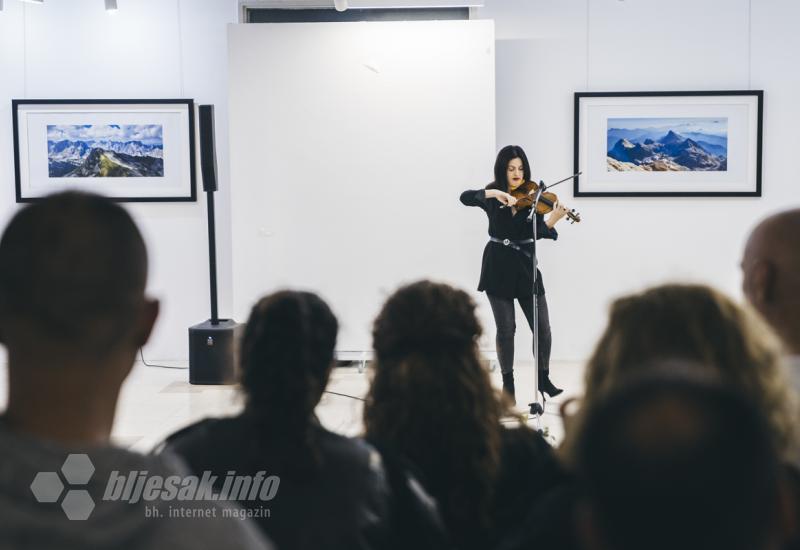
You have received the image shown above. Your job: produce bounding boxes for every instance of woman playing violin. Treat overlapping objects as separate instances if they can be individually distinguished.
[460,145,569,405]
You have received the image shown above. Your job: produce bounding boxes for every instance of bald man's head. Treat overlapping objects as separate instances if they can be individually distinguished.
[742,209,800,353]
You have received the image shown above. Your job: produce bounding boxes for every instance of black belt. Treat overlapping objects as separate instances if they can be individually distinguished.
[489,237,534,258]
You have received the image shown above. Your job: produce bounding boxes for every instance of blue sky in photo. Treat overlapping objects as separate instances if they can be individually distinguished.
[47,124,163,145]
[608,117,728,135]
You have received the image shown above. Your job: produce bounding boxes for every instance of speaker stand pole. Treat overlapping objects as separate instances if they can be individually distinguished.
[206,185,219,325]
[189,104,242,385]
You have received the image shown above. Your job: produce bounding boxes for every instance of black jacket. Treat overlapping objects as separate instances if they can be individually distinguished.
[160,417,448,550]
[460,188,558,299]
[394,426,567,550]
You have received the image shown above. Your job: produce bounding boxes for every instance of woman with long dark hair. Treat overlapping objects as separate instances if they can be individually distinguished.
[364,280,565,550]
[460,145,569,404]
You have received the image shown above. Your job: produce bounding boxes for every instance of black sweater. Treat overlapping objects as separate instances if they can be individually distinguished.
[460,188,558,298]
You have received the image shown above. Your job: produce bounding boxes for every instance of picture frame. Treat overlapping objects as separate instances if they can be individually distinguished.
[12,99,196,202]
[573,91,763,197]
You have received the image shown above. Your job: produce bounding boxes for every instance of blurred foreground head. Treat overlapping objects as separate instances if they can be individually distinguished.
[0,191,156,364]
[575,373,787,550]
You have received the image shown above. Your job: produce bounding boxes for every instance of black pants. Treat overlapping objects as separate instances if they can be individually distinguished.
[487,293,551,376]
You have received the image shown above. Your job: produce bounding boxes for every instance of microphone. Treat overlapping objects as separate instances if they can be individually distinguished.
[527,180,546,222]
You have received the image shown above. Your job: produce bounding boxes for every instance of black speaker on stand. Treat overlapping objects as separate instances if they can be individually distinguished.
[189,104,242,385]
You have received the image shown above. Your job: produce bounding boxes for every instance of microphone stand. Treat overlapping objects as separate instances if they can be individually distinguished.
[526,172,580,417]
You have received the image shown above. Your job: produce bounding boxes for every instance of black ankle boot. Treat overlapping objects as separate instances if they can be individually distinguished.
[502,372,516,405]
[539,370,563,398]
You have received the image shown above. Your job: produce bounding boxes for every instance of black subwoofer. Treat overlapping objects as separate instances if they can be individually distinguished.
[189,320,243,385]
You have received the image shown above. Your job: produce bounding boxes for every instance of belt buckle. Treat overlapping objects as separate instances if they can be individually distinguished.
[503,238,510,246]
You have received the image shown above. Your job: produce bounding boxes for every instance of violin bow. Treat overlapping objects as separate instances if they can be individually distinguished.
[526,171,583,195]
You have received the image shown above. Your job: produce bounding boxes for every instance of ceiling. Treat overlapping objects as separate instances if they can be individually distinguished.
[240,0,483,8]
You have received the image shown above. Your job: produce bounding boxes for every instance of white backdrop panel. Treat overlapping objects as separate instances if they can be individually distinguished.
[228,20,496,351]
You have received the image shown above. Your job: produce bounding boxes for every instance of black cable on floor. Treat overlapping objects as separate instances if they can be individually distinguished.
[323,390,365,402]
[139,348,185,370]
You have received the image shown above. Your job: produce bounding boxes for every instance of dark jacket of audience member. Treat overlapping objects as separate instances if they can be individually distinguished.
[162,290,447,550]
[363,280,567,550]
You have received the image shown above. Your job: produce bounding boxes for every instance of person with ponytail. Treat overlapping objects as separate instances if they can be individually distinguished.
[161,291,402,550]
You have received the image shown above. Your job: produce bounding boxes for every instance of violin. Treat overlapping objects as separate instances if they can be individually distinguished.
[509,180,581,224]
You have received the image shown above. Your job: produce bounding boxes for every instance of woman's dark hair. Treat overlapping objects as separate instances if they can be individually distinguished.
[240,290,338,474]
[364,280,509,546]
[487,145,531,191]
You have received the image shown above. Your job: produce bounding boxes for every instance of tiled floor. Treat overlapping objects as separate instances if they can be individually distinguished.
[0,359,586,453]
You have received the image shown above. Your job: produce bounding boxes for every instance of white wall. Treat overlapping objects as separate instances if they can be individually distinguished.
[1,0,798,362]
[474,0,800,360]
[227,21,495,352]
[0,0,238,361]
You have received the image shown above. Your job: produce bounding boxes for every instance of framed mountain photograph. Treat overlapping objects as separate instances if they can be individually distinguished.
[12,99,196,202]
[574,91,763,197]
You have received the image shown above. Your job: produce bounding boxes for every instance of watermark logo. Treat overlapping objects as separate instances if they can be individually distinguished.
[31,454,280,521]
[30,453,96,520]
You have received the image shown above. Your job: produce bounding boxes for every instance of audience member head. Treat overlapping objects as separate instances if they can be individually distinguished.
[742,208,800,354]
[239,290,338,472]
[0,192,157,443]
[0,191,155,362]
[562,283,797,463]
[575,373,787,550]
[364,280,507,537]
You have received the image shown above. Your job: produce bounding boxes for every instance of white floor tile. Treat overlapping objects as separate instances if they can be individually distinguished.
[0,359,586,452]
